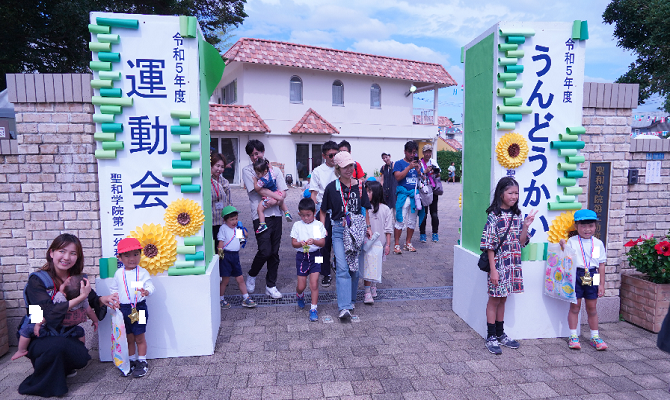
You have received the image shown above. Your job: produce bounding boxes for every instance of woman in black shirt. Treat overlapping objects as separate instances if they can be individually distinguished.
[320,152,372,322]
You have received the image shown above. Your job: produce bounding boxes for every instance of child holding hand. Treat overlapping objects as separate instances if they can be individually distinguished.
[560,209,608,350]
[110,237,155,378]
[290,198,327,322]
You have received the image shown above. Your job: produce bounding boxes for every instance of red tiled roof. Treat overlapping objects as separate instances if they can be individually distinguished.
[209,104,270,133]
[443,137,463,151]
[223,38,457,87]
[438,117,453,128]
[290,108,339,134]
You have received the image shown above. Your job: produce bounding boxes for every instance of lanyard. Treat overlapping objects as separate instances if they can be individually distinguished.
[211,177,220,200]
[221,228,237,250]
[122,267,139,308]
[338,179,352,215]
[578,237,594,269]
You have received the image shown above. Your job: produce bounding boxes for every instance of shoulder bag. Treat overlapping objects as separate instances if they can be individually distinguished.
[478,216,513,272]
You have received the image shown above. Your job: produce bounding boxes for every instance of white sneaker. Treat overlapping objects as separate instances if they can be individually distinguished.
[246,275,256,293]
[370,285,377,298]
[265,286,282,299]
[364,292,374,304]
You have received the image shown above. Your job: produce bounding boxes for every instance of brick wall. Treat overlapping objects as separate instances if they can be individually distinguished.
[580,107,631,297]
[581,107,670,297]
[0,102,99,345]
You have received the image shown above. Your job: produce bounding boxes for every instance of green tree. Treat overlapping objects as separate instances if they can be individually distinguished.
[603,0,670,112]
[0,0,247,91]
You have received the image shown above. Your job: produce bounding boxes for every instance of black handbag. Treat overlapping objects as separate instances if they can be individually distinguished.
[478,218,513,272]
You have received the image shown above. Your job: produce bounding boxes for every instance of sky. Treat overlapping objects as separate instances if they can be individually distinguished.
[224,0,660,123]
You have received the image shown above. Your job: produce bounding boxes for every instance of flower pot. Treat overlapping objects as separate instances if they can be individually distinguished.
[620,273,670,333]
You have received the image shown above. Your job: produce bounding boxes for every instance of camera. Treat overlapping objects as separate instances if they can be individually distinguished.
[413,156,419,162]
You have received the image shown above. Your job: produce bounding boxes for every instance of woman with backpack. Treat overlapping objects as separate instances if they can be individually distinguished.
[418,144,442,243]
[18,234,118,397]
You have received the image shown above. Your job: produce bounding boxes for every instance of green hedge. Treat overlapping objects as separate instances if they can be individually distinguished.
[437,150,462,181]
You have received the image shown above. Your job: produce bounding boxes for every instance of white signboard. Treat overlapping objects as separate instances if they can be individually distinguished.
[493,22,586,243]
[90,12,202,266]
[646,160,661,184]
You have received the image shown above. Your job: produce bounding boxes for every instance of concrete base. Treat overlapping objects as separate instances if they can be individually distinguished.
[453,245,575,339]
[96,256,221,361]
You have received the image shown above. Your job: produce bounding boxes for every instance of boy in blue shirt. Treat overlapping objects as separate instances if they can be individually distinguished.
[392,141,421,254]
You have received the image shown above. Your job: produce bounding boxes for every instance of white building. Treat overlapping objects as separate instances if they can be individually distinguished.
[209,38,457,184]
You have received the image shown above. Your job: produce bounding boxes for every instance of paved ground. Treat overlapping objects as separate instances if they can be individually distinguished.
[1,182,669,399]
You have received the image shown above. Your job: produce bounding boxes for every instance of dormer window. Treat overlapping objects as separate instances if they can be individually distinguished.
[290,75,303,103]
[332,80,344,106]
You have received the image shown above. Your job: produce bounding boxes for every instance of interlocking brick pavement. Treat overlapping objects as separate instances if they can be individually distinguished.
[1,182,669,399]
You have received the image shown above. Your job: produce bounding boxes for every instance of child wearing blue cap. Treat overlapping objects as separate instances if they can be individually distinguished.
[560,209,608,351]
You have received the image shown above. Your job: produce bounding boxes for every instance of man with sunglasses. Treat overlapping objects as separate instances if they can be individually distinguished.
[309,140,339,287]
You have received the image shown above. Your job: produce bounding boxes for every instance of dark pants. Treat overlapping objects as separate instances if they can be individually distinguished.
[250,216,282,288]
[19,336,91,397]
[321,216,332,277]
[419,193,439,235]
[213,225,221,249]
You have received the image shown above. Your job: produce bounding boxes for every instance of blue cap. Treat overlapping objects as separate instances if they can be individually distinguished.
[574,209,598,222]
[367,177,377,182]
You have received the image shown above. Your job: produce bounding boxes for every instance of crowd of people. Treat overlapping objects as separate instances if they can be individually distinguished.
[210,139,445,321]
[20,138,670,398]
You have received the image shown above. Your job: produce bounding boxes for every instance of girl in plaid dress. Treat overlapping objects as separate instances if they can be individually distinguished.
[480,177,536,354]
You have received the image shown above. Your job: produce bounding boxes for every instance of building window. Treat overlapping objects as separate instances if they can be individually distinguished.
[370,84,381,108]
[290,76,303,103]
[221,79,237,104]
[332,80,344,106]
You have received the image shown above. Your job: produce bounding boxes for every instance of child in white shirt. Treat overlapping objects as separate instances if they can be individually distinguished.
[560,209,608,351]
[290,198,327,322]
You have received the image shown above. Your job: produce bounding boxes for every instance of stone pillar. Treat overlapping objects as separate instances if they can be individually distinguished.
[0,74,99,346]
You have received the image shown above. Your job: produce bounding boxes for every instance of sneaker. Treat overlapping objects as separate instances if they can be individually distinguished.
[309,309,318,322]
[590,335,608,351]
[370,285,377,298]
[364,292,374,304]
[132,360,148,378]
[256,223,268,234]
[266,286,282,299]
[432,233,439,242]
[321,275,332,287]
[568,335,581,350]
[338,309,351,322]
[297,295,305,309]
[220,299,231,309]
[485,336,502,355]
[246,275,256,293]
[241,297,257,308]
[497,333,520,349]
[419,234,427,243]
[285,211,293,222]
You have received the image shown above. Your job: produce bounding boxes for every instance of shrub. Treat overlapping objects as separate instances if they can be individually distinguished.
[624,230,670,284]
[436,150,462,181]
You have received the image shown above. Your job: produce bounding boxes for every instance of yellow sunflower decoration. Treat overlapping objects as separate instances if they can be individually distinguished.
[496,133,529,169]
[129,223,177,275]
[164,198,204,237]
[547,210,577,243]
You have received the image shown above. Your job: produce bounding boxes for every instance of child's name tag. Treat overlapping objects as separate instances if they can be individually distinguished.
[236,229,244,239]
[29,305,43,323]
[592,245,600,259]
[131,281,144,290]
[313,226,322,239]
[593,274,600,286]
[214,202,223,210]
[315,256,323,264]
[138,310,147,325]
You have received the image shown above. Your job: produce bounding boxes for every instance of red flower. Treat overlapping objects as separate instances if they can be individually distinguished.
[624,240,638,247]
[655,241,670,256]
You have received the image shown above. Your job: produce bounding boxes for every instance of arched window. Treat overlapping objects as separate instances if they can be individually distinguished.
[332,80,344,106]
[290,75,303,103]
[370,84,381,108]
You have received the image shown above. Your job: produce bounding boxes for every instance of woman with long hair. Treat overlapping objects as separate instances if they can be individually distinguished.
[19,234,119,397]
